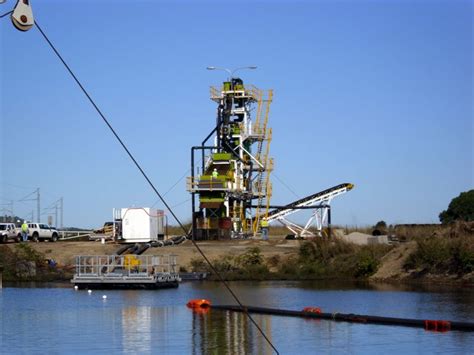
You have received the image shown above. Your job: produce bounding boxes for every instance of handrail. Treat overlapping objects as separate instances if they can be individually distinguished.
[210,85,263,101]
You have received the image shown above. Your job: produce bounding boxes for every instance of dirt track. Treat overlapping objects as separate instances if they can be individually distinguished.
[370,241,417,280]
[4,237,301,269]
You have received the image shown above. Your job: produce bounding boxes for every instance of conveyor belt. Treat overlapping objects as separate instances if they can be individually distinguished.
[266,183,354,222]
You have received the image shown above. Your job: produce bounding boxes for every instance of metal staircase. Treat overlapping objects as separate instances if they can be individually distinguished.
[251,90,274,235]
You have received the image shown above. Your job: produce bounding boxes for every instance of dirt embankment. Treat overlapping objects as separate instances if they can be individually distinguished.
[2,231,473,284]
[2,237,301,269]
[370,242,417,280]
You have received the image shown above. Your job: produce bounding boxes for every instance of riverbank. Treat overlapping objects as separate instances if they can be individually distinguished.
[0,231,472,285]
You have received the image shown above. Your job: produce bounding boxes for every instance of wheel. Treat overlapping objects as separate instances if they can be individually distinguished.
[0,235,6,243]
[31,233,39,242]
[51,233,58,242]
[16,234,22,243]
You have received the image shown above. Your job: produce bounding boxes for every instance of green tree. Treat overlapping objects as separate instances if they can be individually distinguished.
[439,190,474,224]
[372,220,387,236]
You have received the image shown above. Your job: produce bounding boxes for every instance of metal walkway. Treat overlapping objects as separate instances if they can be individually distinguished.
[71,254,181,289]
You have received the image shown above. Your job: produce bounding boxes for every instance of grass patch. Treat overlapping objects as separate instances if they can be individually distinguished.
[0,244,69,281]
[189,247,270,280]
[405,235,474,274]
[285,239,391,279]
[189,240,392,281]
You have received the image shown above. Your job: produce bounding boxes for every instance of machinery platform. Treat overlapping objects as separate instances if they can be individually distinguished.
[71,254,181,290]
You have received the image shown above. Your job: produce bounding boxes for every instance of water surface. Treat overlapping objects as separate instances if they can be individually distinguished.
[1,281,473,354]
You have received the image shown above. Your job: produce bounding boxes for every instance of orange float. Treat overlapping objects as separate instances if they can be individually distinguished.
[424,320,451,332]
[187,299,212,309]
[302,307,322,314]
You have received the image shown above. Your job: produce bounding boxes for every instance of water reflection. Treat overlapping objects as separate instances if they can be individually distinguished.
[191,309,274,355]
[121,307,151,353]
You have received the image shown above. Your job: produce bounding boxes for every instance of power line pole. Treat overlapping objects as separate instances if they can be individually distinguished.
[60,197,63,228]
[18,189,40,222]
[55,203,58,228]
[37,188,40,223]
[0,200,14,222]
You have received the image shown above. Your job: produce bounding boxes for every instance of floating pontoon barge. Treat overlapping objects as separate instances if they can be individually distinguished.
[71,254,181,289]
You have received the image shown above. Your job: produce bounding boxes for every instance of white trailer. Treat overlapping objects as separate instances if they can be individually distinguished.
[115,207,165,243]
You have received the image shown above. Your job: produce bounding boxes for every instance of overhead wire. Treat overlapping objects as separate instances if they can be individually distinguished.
[272,172,300,199]
[1,182,36,190]
[151,168,190,208]
[32,20,279,354]
[163,169,191,197]
[17,190,37,202]
[170,198,191,209]
[0,10,12,18]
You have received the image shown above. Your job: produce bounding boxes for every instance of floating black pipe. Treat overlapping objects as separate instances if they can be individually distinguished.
[210,305,474,332]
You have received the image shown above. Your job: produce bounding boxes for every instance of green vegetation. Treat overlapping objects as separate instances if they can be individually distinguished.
[280,239,391,279]
[188,222,474,282]
[190,247,270,280]
[439,190,474,224]
[0,244,68,282]
[372,220,388,235]
[405,235,474,274]
[191,241,392,281]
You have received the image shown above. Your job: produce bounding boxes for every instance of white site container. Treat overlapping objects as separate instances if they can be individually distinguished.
[120,207,164,243]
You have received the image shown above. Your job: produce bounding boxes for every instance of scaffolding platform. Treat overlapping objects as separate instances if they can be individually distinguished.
[71,254,181,290]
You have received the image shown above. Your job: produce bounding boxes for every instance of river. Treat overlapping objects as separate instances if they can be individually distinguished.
[1,280,473,354]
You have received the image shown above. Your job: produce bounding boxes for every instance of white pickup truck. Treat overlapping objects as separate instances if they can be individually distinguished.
[0,223,21,243]
[27,223,60,242]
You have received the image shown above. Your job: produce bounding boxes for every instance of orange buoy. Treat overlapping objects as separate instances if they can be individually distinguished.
[187,299,211,309]
[424,320,451,332]
[302,307,322,314]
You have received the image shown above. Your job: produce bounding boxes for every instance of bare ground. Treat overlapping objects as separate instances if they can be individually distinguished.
[3,237,302,269]
[370,241,417,281]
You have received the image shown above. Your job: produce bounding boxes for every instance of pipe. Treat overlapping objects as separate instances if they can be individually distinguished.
[115,244,132,255]
[135,243,150,255]
[209,305,474,332]
[149,235,186,248]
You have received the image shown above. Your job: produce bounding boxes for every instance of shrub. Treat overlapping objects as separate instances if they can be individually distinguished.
[299,239,355,263]
[355,251,379,277]
[0,244,66,281]
[405,236,474,274]
[451,237,474,273]
[276,256,299,278]
[189,258,208,272]
[236,247,263,267]
[405,237,451,272]
[439,190,474,223]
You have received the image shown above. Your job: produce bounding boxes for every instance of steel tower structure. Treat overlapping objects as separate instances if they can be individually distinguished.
[188,78,273,239]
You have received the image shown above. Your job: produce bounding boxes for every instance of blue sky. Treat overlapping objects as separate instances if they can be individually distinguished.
[1,0,472,228]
